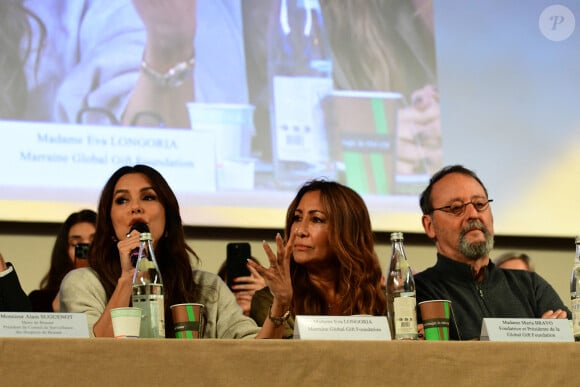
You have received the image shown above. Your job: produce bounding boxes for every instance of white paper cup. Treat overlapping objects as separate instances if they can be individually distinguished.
[111,307,142,339]
[217,158,255,190]
[187,103,255,162]
[187,103,256,190]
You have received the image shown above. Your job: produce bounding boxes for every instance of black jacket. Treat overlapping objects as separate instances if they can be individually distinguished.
[415,254,570,340]
[0,263,32,312]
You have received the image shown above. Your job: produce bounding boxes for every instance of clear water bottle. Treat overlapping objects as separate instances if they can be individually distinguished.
[386,232,418,340]
[268,0,334,188]
[132,231,164,338]
[570,236,580,340]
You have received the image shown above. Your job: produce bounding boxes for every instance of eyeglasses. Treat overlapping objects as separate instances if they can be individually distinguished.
[431,199,493,216]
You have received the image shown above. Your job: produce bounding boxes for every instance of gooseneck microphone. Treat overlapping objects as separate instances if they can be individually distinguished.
[129,222,149,267]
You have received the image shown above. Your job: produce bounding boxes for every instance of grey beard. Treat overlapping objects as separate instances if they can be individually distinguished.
[458,221,494,260]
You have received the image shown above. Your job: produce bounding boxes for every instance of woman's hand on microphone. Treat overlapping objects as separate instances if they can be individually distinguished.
[117,230,139,274]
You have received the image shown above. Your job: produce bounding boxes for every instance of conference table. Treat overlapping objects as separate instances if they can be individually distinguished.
[1,338,577,386]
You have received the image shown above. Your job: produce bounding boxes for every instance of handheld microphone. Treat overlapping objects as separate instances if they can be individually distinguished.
[129,222,149,267]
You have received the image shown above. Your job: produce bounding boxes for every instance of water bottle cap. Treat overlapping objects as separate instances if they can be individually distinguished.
[139,232,153,242]
[390,232,404,242]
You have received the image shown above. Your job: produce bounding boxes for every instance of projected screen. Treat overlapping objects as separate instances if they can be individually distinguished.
[0,0,577,237]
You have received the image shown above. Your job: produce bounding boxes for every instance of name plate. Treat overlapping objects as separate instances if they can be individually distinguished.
[294,315,390,340]
[0,312,89,338]
[480,318,573,342]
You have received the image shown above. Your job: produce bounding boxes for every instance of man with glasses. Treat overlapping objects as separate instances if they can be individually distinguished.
[414,164,569,340]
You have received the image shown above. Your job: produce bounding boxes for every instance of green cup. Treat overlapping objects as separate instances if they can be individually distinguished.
[419,300,452,340]
[170,303,205,339]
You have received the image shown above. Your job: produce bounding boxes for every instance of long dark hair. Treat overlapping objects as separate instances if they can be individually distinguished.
[284,179,386,316]
[0,0,45,119]
[39,209,97,291]
[89,164,201,337]
[321,0,435,96]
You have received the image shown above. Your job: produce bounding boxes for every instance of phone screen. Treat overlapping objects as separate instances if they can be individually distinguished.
[226,242,251,291]
[74,243,90,259]
[74,243,90,268]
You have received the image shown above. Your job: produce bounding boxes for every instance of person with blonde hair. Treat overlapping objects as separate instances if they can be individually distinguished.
[494,252,534,272]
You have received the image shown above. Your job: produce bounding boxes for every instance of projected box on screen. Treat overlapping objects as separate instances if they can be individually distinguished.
[322,91,403,195]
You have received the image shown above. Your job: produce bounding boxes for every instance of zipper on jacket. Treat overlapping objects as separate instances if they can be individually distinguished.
[476,283,491,316]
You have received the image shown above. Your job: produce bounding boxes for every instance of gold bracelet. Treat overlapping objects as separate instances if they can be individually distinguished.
[141,55,195,88]
[268,304,291,327]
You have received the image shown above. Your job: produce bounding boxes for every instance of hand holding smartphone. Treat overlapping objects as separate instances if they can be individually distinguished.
[226,242,251,291]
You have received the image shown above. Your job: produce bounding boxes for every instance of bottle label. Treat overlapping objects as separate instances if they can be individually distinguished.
[272,75,332,163]
[393,294,418,337]
[132,292,165,338]
[154,297,165,337]
[572,298,580,337]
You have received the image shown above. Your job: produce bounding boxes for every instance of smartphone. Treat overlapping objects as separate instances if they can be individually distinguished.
[74,243,90,268]
[226,242,251,291]
[74,243,90,259]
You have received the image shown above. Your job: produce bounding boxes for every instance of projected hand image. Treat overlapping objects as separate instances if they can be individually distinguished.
[123,0,197,128]
[396,84,442,176]
[3,1,245,129]
[0,1,251,196]
[0,0,443,231]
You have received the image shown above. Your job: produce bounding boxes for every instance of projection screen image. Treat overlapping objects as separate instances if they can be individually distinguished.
[0,0,577,237]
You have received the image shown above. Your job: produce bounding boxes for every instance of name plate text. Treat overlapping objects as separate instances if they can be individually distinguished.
[294,315,390,340]
[480,318,573,342]
[0,312,89,338]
